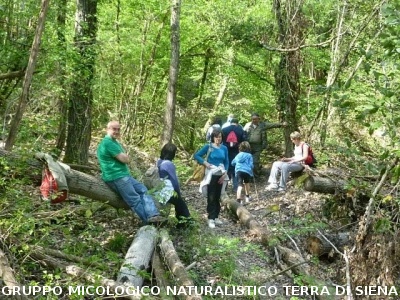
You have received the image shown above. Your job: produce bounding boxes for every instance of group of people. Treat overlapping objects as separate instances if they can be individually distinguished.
[97,121,191,228]
[97,117,311,230]
[196,113,287,228]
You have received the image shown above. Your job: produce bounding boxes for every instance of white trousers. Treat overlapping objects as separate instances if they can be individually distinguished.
[267,161,304,189]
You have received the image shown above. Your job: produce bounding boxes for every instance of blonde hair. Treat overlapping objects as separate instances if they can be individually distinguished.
[290,131,302,140]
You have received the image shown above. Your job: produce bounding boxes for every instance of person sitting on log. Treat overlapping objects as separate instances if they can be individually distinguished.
[157,143,192,228]
[97,120,165,225]
[264,131,308,193]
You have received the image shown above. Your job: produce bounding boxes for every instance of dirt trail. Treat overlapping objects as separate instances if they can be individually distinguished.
[168,175,343,300]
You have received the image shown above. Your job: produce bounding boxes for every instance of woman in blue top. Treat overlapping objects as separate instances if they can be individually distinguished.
[231,141,253,204]
[194,129,229,228]
[157,143,191,228]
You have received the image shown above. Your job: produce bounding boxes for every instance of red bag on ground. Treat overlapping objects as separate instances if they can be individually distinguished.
[40,167,68,204]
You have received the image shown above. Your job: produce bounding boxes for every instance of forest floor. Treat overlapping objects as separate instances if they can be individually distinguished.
[165,172,349,300]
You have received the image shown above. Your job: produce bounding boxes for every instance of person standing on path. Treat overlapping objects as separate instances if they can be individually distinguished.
[243,113,286,176]
[194,129,229,229]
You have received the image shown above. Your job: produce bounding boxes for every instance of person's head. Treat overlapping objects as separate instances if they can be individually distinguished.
[160,143,177,161]
[210,128,222,144]
[239,141,251,153]
[251,113,260,125]
[227,114,235,123]
[231,118,239,125]
[212,116,223,126]
[106,121,121,140]
[290,131,302,143]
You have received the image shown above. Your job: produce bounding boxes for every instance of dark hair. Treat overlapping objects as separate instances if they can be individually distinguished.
[212,116,223,126]
[210,128,222,143]
[160,143,177,160]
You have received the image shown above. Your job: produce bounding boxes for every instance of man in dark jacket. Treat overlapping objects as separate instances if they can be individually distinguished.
[222,118,247,192]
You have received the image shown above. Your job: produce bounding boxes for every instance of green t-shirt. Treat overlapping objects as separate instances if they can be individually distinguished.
[97,135,130,181]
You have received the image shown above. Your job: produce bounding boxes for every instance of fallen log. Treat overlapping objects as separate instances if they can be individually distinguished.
[277,246,335,300]
[0,249,29,300]
[117,225,158,287]
[30,250,141,300]
[152,250,174,300]
[306,232,350,257]
[221,198,272,246]
[303,176,346,194]
[0,148,129,209]
[159,229,202,300]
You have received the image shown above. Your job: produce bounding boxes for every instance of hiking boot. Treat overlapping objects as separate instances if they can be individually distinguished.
[214,218,223,225]
[245,196,252,203]
[208,219,215,228]
[237,199,242,204]
[265,184,278,191]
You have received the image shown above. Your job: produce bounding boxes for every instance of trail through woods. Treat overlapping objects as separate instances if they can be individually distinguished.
[170,174,345,300]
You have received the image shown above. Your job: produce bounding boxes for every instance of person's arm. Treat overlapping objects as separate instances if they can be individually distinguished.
[115,153,130,164]
[231,156,237,166]
[223,146,229,171]
[159,161,180,195]
[106,139,130,164]
[264,121,287,130]
[194,144,209,165]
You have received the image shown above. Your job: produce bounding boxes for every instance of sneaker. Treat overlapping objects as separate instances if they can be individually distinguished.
[277,187,286,192]
[208,219,215,228]
[265,184,278,191]
[245,196,252,203]
[214,218,223,225]
[147,215,167,225]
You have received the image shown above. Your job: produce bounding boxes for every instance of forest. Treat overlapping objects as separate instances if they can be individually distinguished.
[1,0,400,299]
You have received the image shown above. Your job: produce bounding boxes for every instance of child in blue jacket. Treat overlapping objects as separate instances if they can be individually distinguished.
[231,141,253,204]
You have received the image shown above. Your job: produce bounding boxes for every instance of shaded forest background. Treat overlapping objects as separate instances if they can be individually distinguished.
[1,0,400,298]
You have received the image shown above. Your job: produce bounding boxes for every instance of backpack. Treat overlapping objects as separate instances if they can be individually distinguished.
[226,130,238,147]
[143,165,164,190]
[40,166,68,204]
[302,143,317,168]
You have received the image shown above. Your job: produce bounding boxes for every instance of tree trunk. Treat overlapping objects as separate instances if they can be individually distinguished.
[159,229,202,300]
[277,246,336,300]
[161,0,181,146]
[222,198,272,246]
[4,0,50,151]
[30,250,141,300]
[117,225,158,287]
[273,0,303,156]
[303,176,346,194]
[0,249,29,300]
[306,232,350,257]
[64,0,98,164]
[152,250,174,300]
[55,0,68,154]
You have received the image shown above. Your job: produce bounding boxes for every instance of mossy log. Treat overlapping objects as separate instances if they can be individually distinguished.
[117,225,158,287]
[306,232,350,257]
[303,176,346,194]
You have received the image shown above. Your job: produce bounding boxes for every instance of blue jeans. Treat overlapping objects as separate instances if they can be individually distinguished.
[106,176,159,222]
